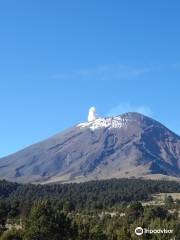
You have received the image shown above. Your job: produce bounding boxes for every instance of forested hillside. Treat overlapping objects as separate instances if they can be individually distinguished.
[0,178,180,239]
[1,178,180,209]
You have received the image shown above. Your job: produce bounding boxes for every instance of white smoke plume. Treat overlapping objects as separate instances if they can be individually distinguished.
[88,107,97,122]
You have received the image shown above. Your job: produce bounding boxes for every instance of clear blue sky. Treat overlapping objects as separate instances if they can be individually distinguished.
[1,0,180,157]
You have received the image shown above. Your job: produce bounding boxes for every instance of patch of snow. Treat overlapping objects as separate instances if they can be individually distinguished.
[77,116,129,130]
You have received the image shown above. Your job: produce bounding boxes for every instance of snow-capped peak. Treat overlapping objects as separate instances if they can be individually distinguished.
[77,116,129,130]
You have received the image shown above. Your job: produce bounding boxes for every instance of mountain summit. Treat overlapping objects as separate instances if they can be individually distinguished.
[0,111,180,184]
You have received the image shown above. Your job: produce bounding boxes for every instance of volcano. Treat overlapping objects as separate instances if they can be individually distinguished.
[0,112,180,184]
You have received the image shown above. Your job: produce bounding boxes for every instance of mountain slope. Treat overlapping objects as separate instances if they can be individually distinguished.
[0,112,180,183]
